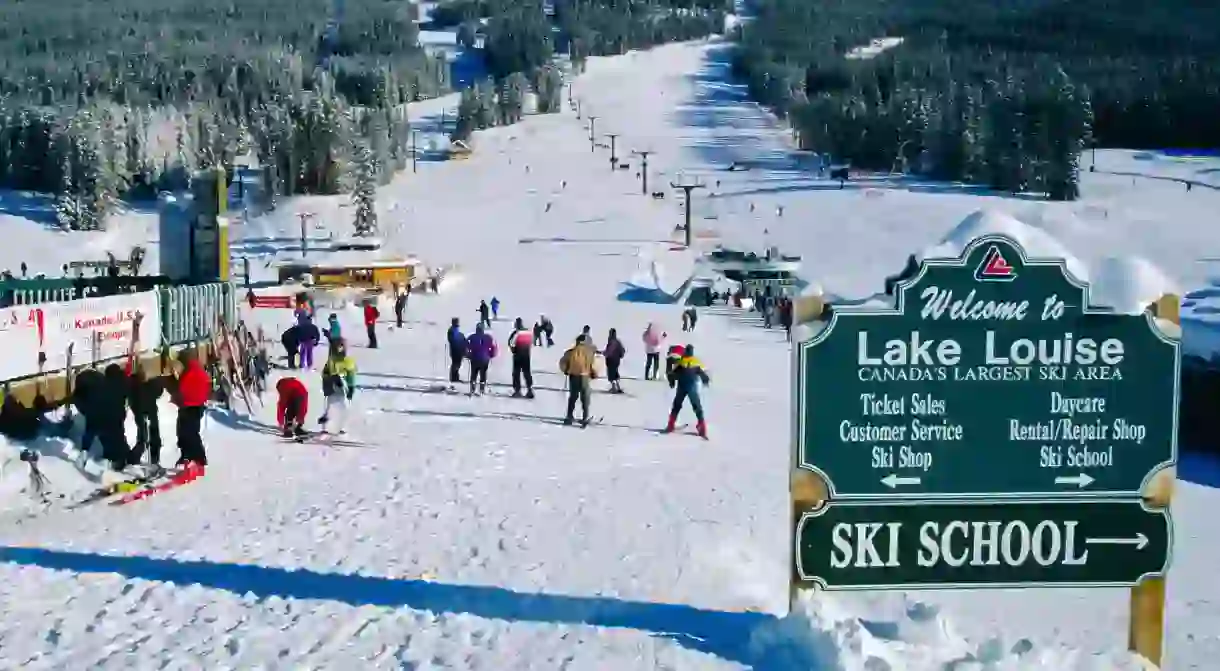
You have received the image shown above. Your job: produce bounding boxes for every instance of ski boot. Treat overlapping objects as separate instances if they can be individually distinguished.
[663,415,677,434]
[696,421,708,439]
[525,389,535,399]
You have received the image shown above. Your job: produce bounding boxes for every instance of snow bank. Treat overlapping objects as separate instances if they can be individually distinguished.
[751,593,1156,671]
[1090,256,1179,316]
[919,209,1177,315]
[919,209,1090,282]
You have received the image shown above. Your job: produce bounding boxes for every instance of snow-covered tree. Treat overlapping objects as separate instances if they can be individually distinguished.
[351,141,378,237]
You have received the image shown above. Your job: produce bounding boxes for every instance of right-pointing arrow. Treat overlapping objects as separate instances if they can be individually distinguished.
[881,474,921,489]
[1086,533,1149,550]
[1054,473,1095,488]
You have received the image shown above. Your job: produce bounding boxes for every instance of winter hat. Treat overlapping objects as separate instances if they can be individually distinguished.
[476,323,485,333]
[608,327,617,338]
[451,317,460,326]
[514,317,524,329]
[576,334,587,343]
[328,314,338,321]
[684,344,694,356]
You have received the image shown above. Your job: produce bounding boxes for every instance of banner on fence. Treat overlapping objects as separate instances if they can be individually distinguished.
[0,291,160,380]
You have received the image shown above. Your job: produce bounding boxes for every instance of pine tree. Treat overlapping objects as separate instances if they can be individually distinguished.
[351,141,378,237]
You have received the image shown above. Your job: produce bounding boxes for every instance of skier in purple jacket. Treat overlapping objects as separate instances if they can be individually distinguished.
[465,323,496,396]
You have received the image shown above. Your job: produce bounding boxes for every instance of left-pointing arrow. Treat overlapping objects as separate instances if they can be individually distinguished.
[881,474,921,488]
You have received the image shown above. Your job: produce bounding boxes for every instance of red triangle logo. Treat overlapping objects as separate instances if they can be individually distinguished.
[975,245,1017,282]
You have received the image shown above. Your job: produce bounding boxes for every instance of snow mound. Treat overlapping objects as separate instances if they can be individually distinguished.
[1089,256,1179,316]
[917,208,1177,315]
[750,593,1157,671]
[919,209,1090,283]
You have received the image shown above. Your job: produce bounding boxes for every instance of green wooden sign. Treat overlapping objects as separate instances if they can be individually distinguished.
[794,498,1172,590]
[794,235,1179,500]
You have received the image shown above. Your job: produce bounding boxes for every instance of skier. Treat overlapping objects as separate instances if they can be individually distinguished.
[174,349,211,467]
[477,300,491,328]
[73,366,104,460]
[275,376,310,439]
[281,325,300,369]
[466,323,496,396]
[447,318,467,386]
[394,289,408,328]
[665,343,685,379]
[685,306,699,331]
[534,315,555,347]
[681,310,690,332]
[508,317,535,398]
[319,339,358,434]
[603,328,626,394]
[666,344,711,438]
[101,363,132,470]
[126,361,164,469]
[299,318,320,370]
[642,323,665,380]
[364,299,380,349]
[490,296,501,321]
[559,334,598,426]
[325,313,342,343]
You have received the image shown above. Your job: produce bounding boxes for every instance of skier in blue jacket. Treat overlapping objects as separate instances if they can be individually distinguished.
[666,344,711,438]
[447,318,467,385]
[465,323,496,396]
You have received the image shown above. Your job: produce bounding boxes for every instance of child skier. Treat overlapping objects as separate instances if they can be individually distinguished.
[326,314,342,343]
[318,339,357,434]
[276,376,309,439]
[603,328,626,393]
[490,296,501,321]
[534,315,554,347]
[666,344,711,438]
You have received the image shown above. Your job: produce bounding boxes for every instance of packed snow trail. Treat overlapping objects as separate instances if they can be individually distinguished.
[0,42,794,670]
[2,38,1219,669]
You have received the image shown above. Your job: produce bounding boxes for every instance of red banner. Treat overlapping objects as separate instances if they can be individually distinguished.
[249,294,294,309]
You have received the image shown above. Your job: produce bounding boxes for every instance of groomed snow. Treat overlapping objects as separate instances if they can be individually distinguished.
[1,38,1218,669]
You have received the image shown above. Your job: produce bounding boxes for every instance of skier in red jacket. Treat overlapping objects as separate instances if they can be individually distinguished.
[175,350,211,468]
[364,300,380,349]
[276,377,309,439]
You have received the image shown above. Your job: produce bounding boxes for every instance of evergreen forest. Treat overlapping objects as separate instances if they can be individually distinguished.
[0,0,725,231]
[731,0,1220,200]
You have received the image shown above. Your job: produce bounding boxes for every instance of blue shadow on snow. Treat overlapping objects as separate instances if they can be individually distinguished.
[0,546,825,668]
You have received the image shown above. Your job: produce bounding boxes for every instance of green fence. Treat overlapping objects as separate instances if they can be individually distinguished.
[158,282,237,347]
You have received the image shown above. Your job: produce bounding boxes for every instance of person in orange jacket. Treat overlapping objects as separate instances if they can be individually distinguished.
[174,350,211,468]
[275,377,309,439]
[364,300,380,349]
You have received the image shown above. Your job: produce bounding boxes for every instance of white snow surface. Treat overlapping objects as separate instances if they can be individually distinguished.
[1,38,1218,669]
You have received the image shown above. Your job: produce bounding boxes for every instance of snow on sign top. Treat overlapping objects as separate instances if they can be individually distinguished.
[794,233,1180,501]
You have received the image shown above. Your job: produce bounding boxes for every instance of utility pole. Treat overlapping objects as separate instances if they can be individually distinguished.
[670,177,705,248]
[587,115,598,152]
[632,150,653,194]
[411,130,419,173]
[298,212,316,258]
[606,133,620,170]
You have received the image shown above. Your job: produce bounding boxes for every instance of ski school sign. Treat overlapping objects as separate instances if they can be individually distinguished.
[789,233,1180,665]
[0,292,160,381]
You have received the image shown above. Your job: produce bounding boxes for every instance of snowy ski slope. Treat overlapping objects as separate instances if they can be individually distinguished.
[3,38,1220,669]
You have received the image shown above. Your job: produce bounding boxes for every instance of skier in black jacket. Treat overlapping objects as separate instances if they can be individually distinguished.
[100,364,132,469]
[127,363,164,468]
[73,368,105,459]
